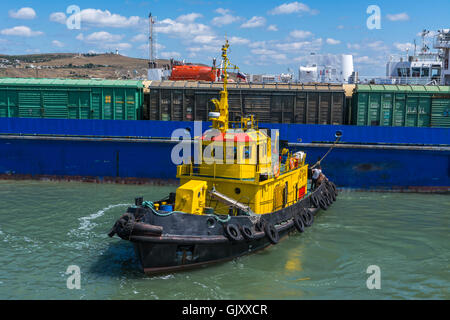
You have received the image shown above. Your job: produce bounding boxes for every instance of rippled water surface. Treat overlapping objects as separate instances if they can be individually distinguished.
[0,180,448,300]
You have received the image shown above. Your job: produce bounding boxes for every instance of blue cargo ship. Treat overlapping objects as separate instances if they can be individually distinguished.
[0,118,448,192]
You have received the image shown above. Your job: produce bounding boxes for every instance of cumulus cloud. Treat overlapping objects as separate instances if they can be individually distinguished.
[177,13,203,23]
[155,14,213,38]
[84,31,123,43]
[0,26,43,37]
[394,42,414,51]
[326,38,341,45]
[50,12,67,24]
[241,16,266,28]
[269,2,319,15]
[131,34,148,42]
[49,9,143,28]
[347,43,361,50]
[52,40,65,48]
[290,30,313,39]
[9,7,36,20]
[160,51,181,59]
[211,8,241,27]
[228,36,250,45]
[386,13,410,21]
[267,25,278,31]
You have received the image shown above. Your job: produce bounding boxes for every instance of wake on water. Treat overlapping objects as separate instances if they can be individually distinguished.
[68,203,130,238]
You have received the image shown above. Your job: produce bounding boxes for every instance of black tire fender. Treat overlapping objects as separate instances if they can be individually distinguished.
[264,223,279,244]
[293,213,305,233]
[240,225,255,241]
[319,197,328,210]
[225,224,242,242]
[310,195,319,208]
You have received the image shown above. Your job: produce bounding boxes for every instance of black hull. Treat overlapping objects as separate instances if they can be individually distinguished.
[109,181,338,275]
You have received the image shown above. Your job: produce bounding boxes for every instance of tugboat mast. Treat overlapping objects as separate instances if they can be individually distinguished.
[210,39,241,133]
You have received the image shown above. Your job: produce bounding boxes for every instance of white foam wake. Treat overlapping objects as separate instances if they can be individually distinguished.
[68,203,130,237]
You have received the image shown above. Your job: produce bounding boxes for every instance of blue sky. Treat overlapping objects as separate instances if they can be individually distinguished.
[1,0,449,76]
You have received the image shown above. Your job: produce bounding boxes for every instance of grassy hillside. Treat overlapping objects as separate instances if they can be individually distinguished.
[0,53,175,80]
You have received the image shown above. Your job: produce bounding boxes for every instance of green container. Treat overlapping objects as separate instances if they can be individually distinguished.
[0,78,144,120]
[352,85,450,127]
[431,96,450,128]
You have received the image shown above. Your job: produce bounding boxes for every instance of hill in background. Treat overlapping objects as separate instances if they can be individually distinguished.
[0,53,177,80]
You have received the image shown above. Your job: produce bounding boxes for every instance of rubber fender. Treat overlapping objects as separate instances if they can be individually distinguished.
[225,224,242,242]
[264,223,280,244]
[319,197,328,210]
[131,222,163,237]
[310,195,319,208]
[306,210,314,226]
[240,225,255,241]
[255,220,265,232]
[293,213,305,233]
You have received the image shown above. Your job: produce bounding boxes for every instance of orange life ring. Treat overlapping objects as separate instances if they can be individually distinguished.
[273,163,280,178]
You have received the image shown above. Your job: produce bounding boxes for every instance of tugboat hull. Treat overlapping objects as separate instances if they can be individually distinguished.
[110,181,337,275]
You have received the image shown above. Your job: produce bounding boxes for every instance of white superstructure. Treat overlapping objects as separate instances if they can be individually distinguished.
[298,54,354,84]
[433,29,450,85]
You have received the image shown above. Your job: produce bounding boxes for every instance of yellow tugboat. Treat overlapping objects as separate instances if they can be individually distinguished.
[108,40,338,274]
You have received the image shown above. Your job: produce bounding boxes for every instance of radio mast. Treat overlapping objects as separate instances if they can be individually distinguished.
[149,13,156,68]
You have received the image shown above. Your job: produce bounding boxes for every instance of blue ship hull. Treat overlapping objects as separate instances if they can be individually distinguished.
[0,118,448,191]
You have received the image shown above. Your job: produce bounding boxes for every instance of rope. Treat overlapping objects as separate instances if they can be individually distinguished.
[142,201,231,223]
[312,135,342,169]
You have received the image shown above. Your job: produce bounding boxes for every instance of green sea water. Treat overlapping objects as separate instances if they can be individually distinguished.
[0,180,448,300]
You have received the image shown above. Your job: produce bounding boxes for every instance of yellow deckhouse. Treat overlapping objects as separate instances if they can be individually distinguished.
[175,40,309,216]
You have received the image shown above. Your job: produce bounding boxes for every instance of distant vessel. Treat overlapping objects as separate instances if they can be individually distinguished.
[386,30,443,85]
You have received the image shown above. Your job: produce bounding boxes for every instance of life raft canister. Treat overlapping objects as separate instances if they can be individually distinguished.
[289,157,296,170]
[273,163,280,178]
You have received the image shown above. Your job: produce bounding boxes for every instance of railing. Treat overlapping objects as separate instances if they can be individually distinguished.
[359,76,441,85]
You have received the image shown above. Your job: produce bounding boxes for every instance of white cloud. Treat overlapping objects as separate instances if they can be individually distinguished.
[160,51,181,59]
[84,32,123,43]
[269,2,318,15]
[290,30,313,39]
[354,56,372,64]
[52,40,64,48]
[193,35,219,44]
[326,38,341,45]
[131,34,147,42]
[50,12,67,24]
[155,15,213,38]
[386,13,410,21]
[114,43,132,50]
[275,38,323,52]
[50,9,143,28]
[241,16,266,28]
[76,33,84,41]
[394,42,414,52]
[267,25,278,31]
[347,43,361,50]
[367,40,388,51]
[251,49,277,55]
[337,25,345,30]
[211,8,241,27]
[229,36,250,45]
[0,26,43,37]
[9,7,36,20]
[177,13,203,23]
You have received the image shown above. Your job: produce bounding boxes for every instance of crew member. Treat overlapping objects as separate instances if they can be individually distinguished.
[311,164,324,190]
